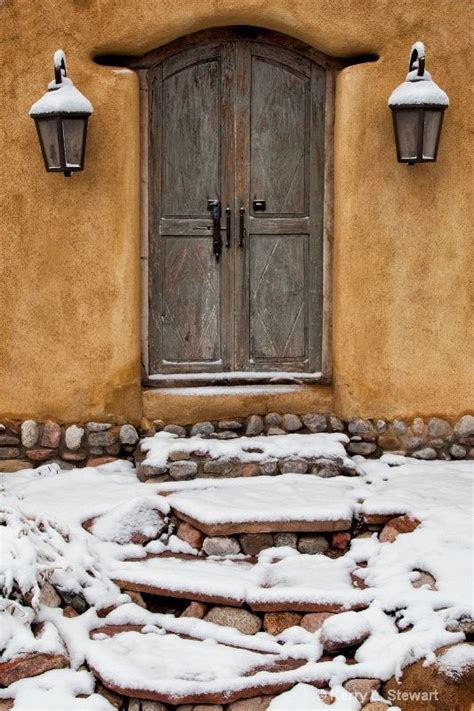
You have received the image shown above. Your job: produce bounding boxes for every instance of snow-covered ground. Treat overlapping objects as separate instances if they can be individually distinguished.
[0,454,472,710]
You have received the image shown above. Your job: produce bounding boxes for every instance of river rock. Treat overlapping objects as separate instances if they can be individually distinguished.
[65,425,84,450]
[240,533,274,556]
[427,417,452,438]
[382,644,474,711]
[163,424,187,437]
[190,422,215,437]
[86,422,112,432]
[180,601,208,619]
[41,422,61,449]
[449,444,467,459]
[273,532,297,549]
[177,521,204,549]
[202,536,241,556]
[169,461,198,480]
[412,447,437,460]
[344,678,381,706]
[348,441,377,455]
[227,696,275,711]
[297,535,329,554]
[263,612,302,635]
[20,420,39,448]
[245,415,264,436]
[454,415,474,438]
[282,414,302,431]
[39,582,61,607]
[320,611,370,652]
[300,612,334,633]
[204,606,261,635]
[348,419,374,436]
[120,424,139,445]
[303,414,327,432]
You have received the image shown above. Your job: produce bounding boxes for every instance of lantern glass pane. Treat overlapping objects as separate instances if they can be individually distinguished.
[62,118,86,168]
[396,110,420,161]
[37,118,61,169]
[422,110,442,160]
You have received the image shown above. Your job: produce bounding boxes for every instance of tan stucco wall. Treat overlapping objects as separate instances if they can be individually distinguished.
[0,0,472,424]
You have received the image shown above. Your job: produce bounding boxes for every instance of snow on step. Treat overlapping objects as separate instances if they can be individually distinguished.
[110,548,372,612]
[163,473,357,535]
[111,556,255,605]
[87,629,299,705]
[101,603,283,654]
[141,431,354,467]
[249,550,371,611]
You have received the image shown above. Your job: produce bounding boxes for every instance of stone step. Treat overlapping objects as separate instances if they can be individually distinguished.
[172,511,351,536]
[0,653,69,686]
[138,431,358,482]
[163,474,356,536]
[87,625,317,705]
[110,551,371,613]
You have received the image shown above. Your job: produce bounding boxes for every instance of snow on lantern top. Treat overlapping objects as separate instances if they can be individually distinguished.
[29,49,94,117]
[388,41,449,107]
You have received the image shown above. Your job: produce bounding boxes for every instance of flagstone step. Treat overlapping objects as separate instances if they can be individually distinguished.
[111,551,371,613]
[0,653,69,686]
[172,512,352,536]
[87,626,319,705]
[163,474,357,536]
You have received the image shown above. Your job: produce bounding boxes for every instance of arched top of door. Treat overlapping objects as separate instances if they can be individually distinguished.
[95,25,377,72]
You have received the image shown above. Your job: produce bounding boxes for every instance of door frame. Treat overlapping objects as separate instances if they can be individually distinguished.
[133,27,338,387]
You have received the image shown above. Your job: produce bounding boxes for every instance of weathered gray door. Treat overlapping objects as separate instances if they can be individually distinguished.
[148,40,325,376]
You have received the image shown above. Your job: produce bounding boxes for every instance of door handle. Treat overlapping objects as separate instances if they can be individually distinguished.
[207,199,222,262]
[225,206,231,247]
[239,206,246,247]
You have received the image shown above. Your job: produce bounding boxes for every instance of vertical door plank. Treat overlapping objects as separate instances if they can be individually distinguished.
[233,41,252,371]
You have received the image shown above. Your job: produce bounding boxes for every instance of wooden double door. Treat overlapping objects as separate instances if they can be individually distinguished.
[148,37,326,377]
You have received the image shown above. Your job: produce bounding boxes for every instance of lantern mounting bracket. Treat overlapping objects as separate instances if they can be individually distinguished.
[408,41,425,78]
[53,50,68,86]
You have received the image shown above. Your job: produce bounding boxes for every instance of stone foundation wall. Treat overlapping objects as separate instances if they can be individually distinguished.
[0,413,473,474]
[0,420,140,472]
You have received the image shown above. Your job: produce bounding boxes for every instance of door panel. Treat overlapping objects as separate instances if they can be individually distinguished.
[249,235,308,361]
[162,237,221,363]
[148,38,326,376]
[250,57,308,216]
[162,58,220,216]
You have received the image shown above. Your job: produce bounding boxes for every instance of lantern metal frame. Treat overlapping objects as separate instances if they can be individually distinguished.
[30,51,93,177]
[389,43,448,166]
[391,105,446,165]
[33,112,90,177]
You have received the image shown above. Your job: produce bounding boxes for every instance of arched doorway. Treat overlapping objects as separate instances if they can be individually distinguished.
[137,28,335,385]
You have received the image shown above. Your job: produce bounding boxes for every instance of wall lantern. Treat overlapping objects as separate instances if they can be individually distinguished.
[388,41,448,165]
[29,50,93,177]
